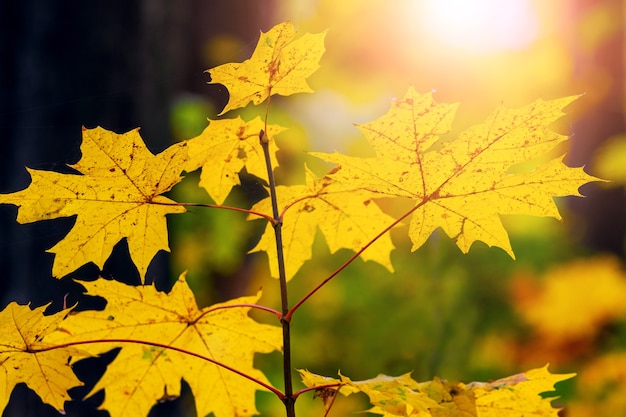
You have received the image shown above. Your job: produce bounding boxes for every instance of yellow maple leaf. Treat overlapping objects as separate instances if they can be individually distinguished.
[301,370,447,416]
[299,370,436,417]
[301,365,573,417]
[0,126,188,281]
[185,116,285,204]
[467,365,575,417]
[345,373,441,416]
[208,21,327,114]
[47,274,281,417]
[0,303,85,414]
[250,167,395,281]
[313,87,598,257]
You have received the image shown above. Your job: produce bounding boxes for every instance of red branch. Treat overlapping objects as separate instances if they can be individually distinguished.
[34,338,285,399]
[285,202,422,321]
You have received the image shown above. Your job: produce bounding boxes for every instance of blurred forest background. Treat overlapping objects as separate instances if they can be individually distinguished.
[0,1,625,416]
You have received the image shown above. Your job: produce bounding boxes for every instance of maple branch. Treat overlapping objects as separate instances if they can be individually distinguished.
[264,92,272,134]
[279,194,316,220]
[260,129,297,417]
[259,130,290,315]
[286,201,422,321]
[34,339,285,399]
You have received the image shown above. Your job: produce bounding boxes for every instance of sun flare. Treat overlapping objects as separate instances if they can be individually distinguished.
[413,0,539,54]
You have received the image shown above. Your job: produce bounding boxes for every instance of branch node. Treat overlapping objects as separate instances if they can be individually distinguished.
[259,129,269,144]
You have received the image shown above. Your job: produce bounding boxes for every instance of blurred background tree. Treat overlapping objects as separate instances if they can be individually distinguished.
[0,1,624,416]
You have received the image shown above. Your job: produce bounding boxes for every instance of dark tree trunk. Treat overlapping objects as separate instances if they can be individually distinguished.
[566,0,626,257]
[0,1,273,415]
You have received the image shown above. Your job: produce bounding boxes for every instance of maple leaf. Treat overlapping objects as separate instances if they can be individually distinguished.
[301,370,441,417]
[301,365,574,417]
[312,88,599,257]
[47,274,282,417]
[184,116,285,204]
[0,127,188,281]
[208,21,326,114]
[0,302,85,414]
[466,365,575,417]
[249,167,395,281]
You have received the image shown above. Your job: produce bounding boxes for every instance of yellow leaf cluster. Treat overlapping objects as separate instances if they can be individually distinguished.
[0,19,595,417]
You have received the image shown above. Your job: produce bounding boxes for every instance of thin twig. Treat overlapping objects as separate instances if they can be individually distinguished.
[285,202,422,321]
[34,338,285,398]
[294,383,342,417]
[293,383,342,399]
[196,303,282,320]
[152,200,276,223]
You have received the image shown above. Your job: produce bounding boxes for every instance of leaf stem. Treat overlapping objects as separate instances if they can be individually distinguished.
[34,338,285,398]
[292,383,342,399]
[285,202,421,321]
[154,201,276,223]
[259,129,296,417]
[197,303,282,320]
[295,383,342,417]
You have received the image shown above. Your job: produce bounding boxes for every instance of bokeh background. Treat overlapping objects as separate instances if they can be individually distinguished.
[1,1,625,416]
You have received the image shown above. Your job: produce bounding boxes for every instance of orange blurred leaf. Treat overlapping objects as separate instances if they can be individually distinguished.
[515,256,626,341]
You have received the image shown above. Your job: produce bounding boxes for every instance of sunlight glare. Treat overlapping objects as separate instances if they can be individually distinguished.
[414,0,539,54]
